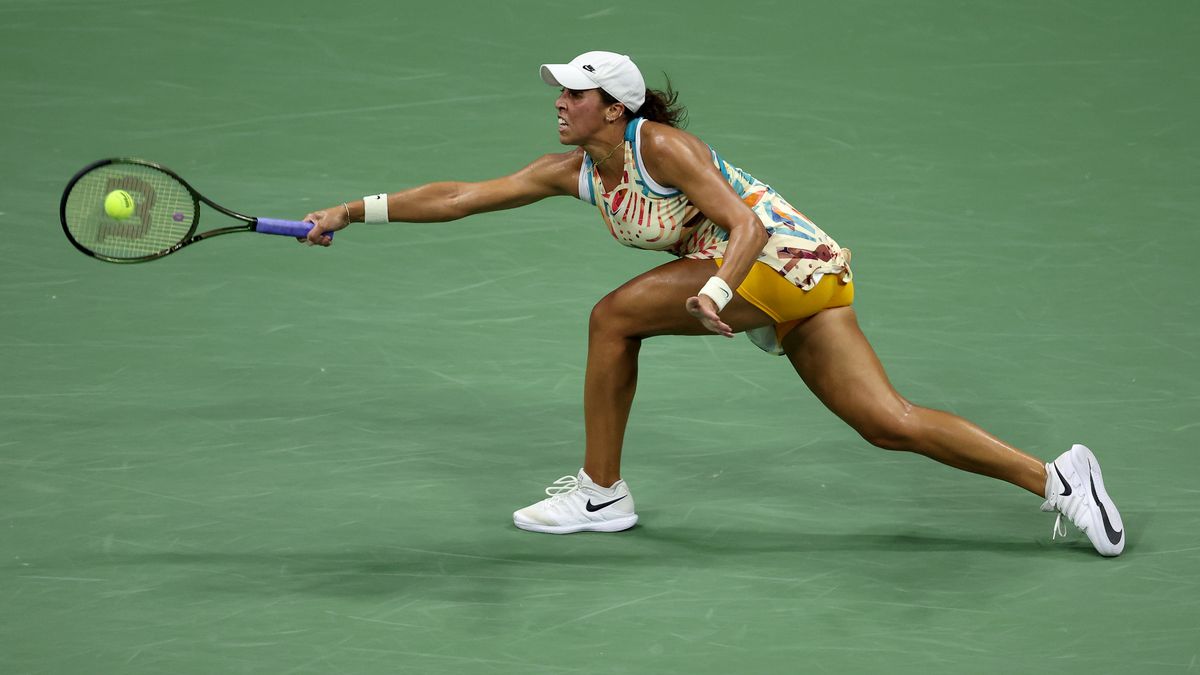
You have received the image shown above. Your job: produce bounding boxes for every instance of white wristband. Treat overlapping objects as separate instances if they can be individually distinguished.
[362,193,389,223]
[698,276,734,312]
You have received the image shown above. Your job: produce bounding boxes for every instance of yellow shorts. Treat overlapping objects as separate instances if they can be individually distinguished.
[715,259,855,342]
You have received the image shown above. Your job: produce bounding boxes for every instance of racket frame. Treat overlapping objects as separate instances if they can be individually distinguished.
[60,157,307,264]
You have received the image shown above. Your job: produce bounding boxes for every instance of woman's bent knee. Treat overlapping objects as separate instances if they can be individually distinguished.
[589,290,639,339]
[857,405,924,452]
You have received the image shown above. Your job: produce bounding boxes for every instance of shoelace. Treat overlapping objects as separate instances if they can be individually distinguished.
[544,475,579,497]
[1049,491,1088,540]
[1051,514,1068,540]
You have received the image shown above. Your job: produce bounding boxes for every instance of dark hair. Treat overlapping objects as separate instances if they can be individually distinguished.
[600,75,687,128]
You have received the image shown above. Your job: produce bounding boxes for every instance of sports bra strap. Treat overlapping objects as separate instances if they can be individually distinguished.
[624,117,640,143]
[577,153,596,205]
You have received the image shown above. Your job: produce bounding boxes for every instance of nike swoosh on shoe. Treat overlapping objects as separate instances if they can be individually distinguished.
[585,496,627,512]
[1089,473,1123,546]
[1053,462,1072,496]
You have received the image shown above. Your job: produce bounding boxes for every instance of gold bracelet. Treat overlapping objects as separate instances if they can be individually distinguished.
[342,202,351,222]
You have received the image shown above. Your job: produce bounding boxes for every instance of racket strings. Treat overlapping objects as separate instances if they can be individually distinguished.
[63,163,197,260]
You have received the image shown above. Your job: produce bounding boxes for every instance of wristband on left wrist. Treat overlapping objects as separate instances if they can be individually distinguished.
[698,276,733,312]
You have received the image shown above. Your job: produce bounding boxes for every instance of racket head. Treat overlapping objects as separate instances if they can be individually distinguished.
[60,158,202,263]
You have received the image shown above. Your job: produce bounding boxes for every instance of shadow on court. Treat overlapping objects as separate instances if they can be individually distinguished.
[79,526,1112,601]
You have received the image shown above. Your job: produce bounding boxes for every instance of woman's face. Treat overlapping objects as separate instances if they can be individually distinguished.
[555,88,620,145]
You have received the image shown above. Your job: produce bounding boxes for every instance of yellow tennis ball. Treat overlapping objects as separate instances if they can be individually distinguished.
[104,190,135,220]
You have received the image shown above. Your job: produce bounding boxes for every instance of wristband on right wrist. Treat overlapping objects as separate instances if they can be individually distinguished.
[363,193,389,223]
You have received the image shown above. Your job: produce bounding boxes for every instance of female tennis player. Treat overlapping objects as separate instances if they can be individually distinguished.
[302,51,1125,556]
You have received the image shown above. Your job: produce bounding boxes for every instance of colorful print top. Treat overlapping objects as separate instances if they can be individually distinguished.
[577,118,851,290]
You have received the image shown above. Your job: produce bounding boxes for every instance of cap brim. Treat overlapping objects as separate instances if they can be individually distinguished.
[540,63,598,91]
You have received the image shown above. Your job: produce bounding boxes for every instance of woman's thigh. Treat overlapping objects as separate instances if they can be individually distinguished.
[596,258,775,338]
[781,306,912,434]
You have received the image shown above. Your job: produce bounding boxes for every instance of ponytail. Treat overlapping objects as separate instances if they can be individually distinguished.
[601,75,688,128]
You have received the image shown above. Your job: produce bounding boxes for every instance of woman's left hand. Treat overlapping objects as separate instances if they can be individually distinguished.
[685,295,734,338]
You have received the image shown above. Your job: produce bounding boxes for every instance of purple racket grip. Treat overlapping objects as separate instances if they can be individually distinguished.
[255,218,334,240]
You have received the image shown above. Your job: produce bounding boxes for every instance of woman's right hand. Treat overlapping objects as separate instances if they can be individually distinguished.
[300,205,351,246]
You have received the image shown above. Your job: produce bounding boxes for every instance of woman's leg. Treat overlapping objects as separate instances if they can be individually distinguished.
[583,258,774,486]
[780,306,1048,496]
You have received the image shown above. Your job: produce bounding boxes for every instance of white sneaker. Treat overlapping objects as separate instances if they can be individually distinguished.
[513,470,638,534]
[1041,444,1125,556]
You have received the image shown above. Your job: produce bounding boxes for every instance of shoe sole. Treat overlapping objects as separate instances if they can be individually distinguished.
[513,514,638,535]
[1070,444,1125,556]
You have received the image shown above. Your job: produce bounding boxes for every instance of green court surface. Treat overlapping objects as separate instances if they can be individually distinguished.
[3,1,1199,673]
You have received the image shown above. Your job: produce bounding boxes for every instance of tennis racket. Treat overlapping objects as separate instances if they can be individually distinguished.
[60,157,330,263]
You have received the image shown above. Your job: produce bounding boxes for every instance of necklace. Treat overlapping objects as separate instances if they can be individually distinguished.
[592,139,624,166]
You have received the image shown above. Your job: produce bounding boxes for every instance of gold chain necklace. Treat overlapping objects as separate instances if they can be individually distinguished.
[592,139,624,165]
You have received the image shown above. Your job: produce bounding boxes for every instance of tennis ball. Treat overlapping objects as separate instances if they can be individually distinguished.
[104,190,135,220]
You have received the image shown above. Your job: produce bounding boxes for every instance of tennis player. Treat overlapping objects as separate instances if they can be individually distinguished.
[302,51,1125,556]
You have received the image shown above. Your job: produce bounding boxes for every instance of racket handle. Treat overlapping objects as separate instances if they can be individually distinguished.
[255,218,334,240]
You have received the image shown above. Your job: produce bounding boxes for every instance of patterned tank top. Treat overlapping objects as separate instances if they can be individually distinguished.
[577,118,851,290]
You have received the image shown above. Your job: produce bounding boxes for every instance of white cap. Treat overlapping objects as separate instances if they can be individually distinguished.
[540,51,646,113]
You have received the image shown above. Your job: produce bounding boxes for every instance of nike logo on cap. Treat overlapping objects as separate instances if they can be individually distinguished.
[585,495,626,512]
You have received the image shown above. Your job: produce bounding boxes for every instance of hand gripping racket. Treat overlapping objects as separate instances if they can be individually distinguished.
[60,158,330,263]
